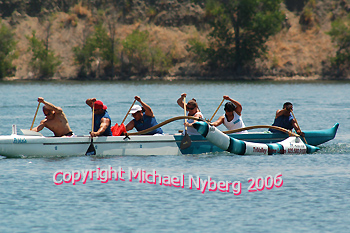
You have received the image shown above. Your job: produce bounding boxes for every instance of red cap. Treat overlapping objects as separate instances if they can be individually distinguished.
[94,100,107,110]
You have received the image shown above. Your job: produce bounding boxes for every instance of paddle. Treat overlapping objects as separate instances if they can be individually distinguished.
[122,99,137,125]
[86,103,96,155]
[30,102,41,130]
[180,97,192,149]
[209,98,225,122]
[291,111,308,144]
[111,99,136,136]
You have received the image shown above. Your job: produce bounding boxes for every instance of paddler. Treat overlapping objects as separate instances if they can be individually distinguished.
[210,95,248,134]
[125,96,163,135]
[269,102,304,136]
[177,93,204,135]
[31,97,74,137]
[86,98,112,136]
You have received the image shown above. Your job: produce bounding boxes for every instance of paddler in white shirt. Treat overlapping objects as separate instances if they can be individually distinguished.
[210,95,248,134]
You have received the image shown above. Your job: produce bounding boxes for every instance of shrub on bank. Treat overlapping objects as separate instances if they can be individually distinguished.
[26,30,61,79]
[122,29,171,76]
[327,14,350,77]
[0,20,18,79]
[73,23,117,79]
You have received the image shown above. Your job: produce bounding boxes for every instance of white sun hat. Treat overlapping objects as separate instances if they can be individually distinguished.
[130,105,142,114]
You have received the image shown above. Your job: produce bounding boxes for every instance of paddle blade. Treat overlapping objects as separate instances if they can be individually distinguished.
[85,138,96,156]
[111,123,127,136]
[180,132,192,150]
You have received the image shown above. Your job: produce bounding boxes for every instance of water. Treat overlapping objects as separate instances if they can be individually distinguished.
[0,80,349,232]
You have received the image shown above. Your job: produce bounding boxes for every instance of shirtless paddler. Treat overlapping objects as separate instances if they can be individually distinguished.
[31,97,74,137]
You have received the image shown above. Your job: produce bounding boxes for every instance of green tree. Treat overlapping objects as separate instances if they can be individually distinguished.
[73,23,118,79]
[122,29,171,76]
[26,30,61,79]
[190,0,284,75]
[327,15,350,75]
[0,20,18,79]
[122,29,151,74]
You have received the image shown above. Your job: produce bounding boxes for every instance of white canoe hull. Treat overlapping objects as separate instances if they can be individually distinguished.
[0,134,181,158]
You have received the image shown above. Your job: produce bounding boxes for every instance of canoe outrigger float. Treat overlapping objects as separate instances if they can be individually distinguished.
[179,122,339,155]
[192,122,320,155]
[0,116,339,158]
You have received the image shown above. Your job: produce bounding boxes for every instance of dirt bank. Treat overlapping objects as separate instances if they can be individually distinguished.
[2,0,350,81]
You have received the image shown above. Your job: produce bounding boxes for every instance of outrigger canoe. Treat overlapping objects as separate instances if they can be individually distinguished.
[0,118,339,158]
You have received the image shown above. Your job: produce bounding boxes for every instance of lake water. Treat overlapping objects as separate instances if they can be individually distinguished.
[0,80,349,232]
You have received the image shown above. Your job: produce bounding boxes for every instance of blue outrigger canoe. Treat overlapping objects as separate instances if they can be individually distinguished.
[175,123,339,154]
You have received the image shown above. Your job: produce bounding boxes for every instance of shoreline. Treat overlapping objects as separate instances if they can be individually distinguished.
[2,74,347,82]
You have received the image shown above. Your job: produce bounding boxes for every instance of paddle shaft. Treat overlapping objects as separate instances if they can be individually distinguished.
[121,99,137,125]
[291,111,308,144]
[183,97,187,131]
[85,103,96,156]
[209,98,225,122]
[91,104,95,133]
[180,97,193,149]
[30,102,41,130]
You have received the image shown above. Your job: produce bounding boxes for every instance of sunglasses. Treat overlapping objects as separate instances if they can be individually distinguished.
[187,106,195,110]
